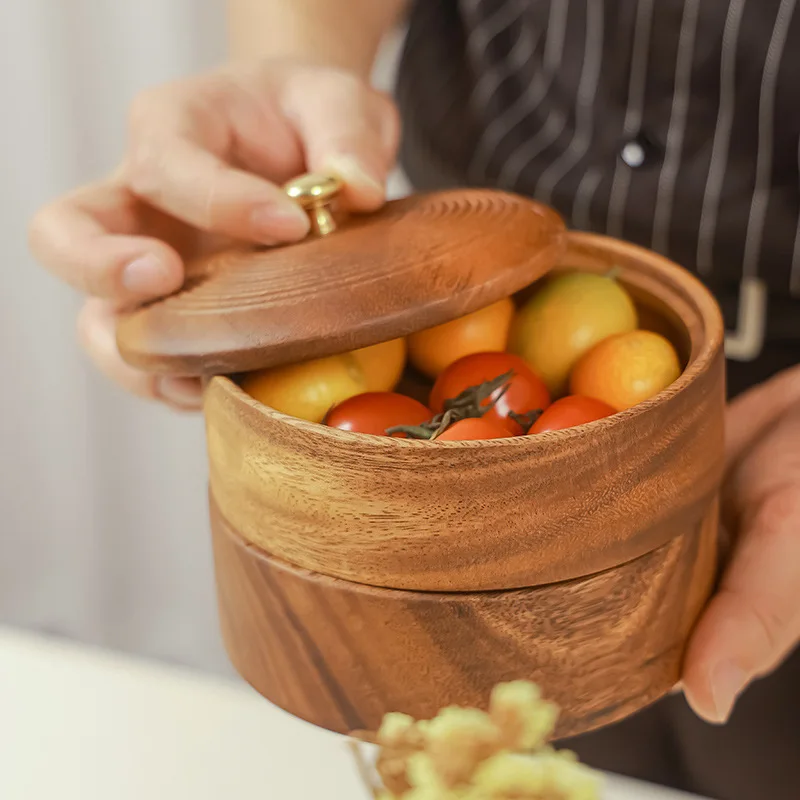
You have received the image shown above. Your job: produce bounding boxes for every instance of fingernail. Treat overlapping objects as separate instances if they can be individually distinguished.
[156,376,203,410]
[251,202,310,241]
[710,661,747,723]
[324,154,385,196]
[123,254,170,295]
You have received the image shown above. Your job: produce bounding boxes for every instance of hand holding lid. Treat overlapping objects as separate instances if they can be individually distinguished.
[116,175,566,376]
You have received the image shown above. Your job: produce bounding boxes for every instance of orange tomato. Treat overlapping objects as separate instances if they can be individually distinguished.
[352,338,407,392]
[435,418,512,441]
[408,298,515,378]
[241,353,366,423]
[569,330,682,411]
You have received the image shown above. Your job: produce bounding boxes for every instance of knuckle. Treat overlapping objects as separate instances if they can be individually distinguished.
[749,489,800,543]
[371,88,398,119]
[125,85,186,199]
[196,160,227,230]
[770,364,800,407]
[306,68,368,110]
[124,138,165,200]
[127,87,161,131]
[742,598,790,662]
[27,204,56,257]
[75,303,94,351]
[28,202,79,276]
[80,263,112,299]
[322,66,363,95]
[373,93,401,151]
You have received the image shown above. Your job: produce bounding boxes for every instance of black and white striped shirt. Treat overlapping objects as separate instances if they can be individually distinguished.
[397,0,800,362]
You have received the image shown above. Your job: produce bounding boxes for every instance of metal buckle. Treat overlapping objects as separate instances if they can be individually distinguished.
[724,277,768,362]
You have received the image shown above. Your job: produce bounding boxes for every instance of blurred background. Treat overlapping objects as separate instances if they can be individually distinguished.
[0,0,405,677]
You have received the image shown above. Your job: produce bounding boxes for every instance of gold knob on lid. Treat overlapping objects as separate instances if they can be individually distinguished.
[283,173,343,237]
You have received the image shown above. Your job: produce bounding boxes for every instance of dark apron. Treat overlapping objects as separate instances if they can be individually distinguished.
[396,1,800,797]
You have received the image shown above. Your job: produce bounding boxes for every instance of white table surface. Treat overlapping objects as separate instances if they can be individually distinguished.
[0,626,704,800]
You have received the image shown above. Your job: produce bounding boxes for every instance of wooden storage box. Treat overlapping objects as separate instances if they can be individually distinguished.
[118,179,725,740]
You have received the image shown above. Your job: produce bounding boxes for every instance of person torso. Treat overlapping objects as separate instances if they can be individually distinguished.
[397,0,800,361]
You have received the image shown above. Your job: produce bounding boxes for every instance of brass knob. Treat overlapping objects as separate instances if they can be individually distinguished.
[283,173,343,237]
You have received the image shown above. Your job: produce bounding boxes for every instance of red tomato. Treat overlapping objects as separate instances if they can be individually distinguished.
[429,352,551,435]
[325,392,431,437]
[435,418,512,441]
[529,395,616,434]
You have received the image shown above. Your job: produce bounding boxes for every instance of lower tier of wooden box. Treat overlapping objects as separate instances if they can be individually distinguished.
[211,494,717,739]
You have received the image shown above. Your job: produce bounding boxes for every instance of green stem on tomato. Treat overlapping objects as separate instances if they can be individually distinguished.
[508,409,543,434]
[385,372,514,439]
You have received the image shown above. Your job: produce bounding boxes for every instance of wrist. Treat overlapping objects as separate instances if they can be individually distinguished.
[227,0,407,79]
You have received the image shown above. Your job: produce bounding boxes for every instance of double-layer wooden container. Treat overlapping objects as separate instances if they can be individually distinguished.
[117,176,725,739]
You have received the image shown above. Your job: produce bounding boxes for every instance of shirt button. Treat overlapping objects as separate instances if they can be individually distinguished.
[621,141,646,168]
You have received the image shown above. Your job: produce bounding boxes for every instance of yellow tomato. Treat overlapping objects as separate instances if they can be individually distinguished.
[352,338,407,392]
[240,353,366,423]
[509,272,638,396]
[408,298,515,379]
[569,330,682,411]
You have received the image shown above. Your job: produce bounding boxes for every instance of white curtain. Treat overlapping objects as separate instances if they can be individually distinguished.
[0,0,405,674]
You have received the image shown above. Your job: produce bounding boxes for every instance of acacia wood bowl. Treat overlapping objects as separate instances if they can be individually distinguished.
[202,231,727,736]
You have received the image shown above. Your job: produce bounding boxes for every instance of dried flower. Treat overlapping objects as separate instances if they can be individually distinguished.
[353,681,602,800]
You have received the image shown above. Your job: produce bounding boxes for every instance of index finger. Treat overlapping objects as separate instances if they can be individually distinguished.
[724,364,800,467]
[123,136,311,244]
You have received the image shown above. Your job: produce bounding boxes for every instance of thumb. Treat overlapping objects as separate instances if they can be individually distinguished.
[281,71,400,211]
[683,407,800,724]
[682,488,800,724]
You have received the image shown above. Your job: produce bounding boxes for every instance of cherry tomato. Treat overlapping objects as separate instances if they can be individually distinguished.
[325,392,431,437]
[529,395,616,434]
[430,352,551,435]
[352,338,407,392]
[242,353,365,423]
[408,298,515,378]
[435,418,512,441]
[570,330,681,411]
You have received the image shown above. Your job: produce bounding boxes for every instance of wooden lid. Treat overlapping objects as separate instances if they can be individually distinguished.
[116,174,566,375]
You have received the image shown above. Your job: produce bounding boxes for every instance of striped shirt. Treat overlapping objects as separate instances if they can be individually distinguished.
[396,0,800,362]
[397,8,800,798]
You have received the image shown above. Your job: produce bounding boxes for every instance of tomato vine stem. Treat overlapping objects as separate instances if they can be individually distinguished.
[386,371,513,439]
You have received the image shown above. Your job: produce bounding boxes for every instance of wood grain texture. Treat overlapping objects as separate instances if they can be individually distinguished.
[115,190,565,375]
[211,493,718,740]
[203,233,726,592]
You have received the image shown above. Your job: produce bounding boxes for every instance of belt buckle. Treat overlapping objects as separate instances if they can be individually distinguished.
[724,277,768,362]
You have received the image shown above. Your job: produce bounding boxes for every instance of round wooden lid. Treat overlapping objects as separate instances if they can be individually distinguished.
[116,174,566,375]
